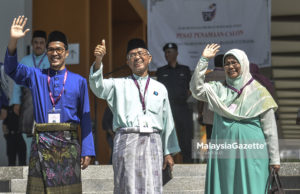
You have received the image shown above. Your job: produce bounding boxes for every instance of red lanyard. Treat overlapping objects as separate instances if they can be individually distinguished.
[47,69,68,110]
[131,75,150,114]
[32,53,46,68]
[225,78,254,96]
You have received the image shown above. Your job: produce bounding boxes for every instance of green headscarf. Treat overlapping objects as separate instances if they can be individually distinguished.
[203,49,277,120]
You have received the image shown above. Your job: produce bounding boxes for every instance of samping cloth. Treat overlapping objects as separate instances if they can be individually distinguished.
[26,123,82,194]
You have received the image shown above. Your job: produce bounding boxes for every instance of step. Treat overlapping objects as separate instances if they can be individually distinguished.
[163,177,205,191]
[9,177,206,193]
[0,167,26,180]
[0,181,9,193]
[0,163,298,179]
[0,164,207,180]
[82,164,206,179]
[281,176,300,189]
[1,163,299,193]
[284,189,300,194]
[279,163,300,176]
[0,192,205,194]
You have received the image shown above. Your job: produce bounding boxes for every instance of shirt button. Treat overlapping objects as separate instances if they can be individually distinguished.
[55,84,59,87]
[55,77,59,80]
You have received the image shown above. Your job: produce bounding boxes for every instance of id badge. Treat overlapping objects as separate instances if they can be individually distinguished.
[139,115,153,133]
[228,104,237,113]
[48,108,61,123]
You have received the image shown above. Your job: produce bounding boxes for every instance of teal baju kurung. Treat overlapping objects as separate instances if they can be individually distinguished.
[205,114,269,194]
[190,49,280,194]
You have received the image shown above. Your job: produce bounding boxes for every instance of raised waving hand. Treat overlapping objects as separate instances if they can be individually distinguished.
[11,15,30,39]
[8,15,30,55]
[202,43,220,59]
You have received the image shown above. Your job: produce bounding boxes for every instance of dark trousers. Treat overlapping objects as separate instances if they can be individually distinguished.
[171,103,194,163]
[4,133,26,166]
[205,124,213,141]
[107,134,114,164]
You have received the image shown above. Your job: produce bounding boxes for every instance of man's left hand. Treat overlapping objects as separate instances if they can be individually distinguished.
[81,156,91,170]
[163,154,174,171]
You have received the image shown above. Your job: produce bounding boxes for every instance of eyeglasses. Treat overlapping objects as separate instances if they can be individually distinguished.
[224,60,239,67]
[47,47,65,54]
[127,51,149,59]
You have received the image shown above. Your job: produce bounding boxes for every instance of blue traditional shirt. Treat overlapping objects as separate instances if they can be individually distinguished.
[4,49,95,156]
[10,53,50,105]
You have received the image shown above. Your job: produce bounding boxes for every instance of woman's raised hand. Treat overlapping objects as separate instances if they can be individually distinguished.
[202,44,220,59]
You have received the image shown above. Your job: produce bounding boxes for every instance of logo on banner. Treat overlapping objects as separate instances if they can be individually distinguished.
[202,3,216,22]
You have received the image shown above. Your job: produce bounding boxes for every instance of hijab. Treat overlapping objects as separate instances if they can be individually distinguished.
[202,49,277,120]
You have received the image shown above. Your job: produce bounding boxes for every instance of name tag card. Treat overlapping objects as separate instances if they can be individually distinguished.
[48,109,61,123]
[139,115,153,133]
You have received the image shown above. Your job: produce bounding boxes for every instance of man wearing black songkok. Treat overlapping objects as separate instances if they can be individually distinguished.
[89,38,180,193]
[4,16,95,194]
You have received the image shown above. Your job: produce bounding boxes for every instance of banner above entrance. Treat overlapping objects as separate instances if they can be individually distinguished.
[148,0,271,70]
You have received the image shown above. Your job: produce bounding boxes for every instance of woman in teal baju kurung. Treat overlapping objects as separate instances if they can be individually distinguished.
[190,44,280,194]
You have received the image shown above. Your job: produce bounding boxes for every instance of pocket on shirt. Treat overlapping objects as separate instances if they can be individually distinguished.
[147,101,162,114]
[64,92,78,109]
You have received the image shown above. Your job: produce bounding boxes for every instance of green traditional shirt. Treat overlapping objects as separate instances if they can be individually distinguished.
[89,64,180,155]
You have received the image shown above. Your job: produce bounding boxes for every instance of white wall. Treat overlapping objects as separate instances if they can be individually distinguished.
[0,0,32,166]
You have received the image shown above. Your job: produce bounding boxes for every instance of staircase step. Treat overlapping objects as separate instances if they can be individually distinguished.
[0,167,26,180]
[82,164,206,179]
[172,164,206,177]
[2,162,297,179]
[81,165,113,179]
[10,177,205,193]
[0,164,206,181]
[82,192,205,194]
[1,163,299,193]
[0,191,205,194]
[279,163,300,176]
[281,176,300,189]
[82,179,113,192]
[83,192,205,194]
[0,193,25,194]
[0,181,9,192]
[10,179,26,193]
[284,189,300,194]
[163,177,205,191]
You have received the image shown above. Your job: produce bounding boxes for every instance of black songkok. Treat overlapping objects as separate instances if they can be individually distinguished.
[126,38,147,54]
[32,30,47,40]
[47,31,68,50]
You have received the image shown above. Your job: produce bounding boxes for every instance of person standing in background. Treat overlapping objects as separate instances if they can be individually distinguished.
[2,105,26,166]
[156,43,193,163]
[102,106,114,164]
